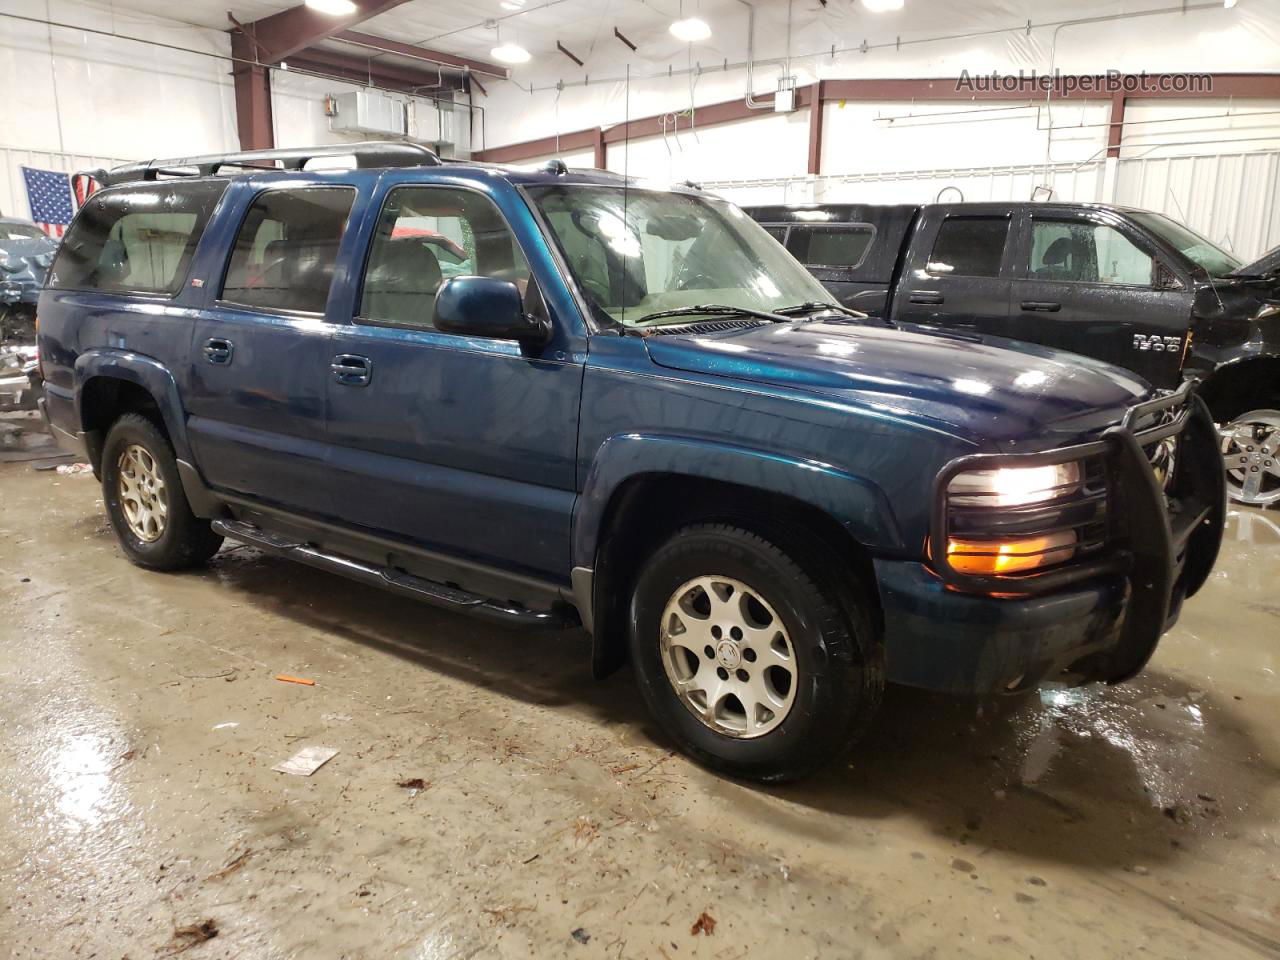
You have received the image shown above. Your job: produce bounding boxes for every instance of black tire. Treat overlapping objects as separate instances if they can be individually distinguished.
[101,413,223,570]
[629,523,884,783]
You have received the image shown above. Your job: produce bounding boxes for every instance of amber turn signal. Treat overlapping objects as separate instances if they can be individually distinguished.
[946,530,1077,576]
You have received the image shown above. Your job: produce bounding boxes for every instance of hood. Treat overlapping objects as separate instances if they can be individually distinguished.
[644,320,1152,450]
[1228,244,1280,279]
[0,230,58,295]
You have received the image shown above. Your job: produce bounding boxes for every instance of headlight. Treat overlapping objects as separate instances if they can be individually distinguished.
[947,461,1082,508]
[942,460,1086,577]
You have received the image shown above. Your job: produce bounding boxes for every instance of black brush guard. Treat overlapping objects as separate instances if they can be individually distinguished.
[929,380,1226,684]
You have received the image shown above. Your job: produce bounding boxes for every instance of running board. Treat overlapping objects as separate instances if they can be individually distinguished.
[211,519,574,629]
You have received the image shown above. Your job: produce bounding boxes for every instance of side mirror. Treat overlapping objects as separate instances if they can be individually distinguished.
[432,276,551,345]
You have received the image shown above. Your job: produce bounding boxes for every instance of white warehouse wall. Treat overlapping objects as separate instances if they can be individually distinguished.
[0,0,237,219]
[481,1,1280,189]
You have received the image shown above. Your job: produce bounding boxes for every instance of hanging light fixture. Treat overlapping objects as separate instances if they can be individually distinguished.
[489,21,531,64]
[305,0,358,15]
[669,17,711,41]
[670,0,711,42]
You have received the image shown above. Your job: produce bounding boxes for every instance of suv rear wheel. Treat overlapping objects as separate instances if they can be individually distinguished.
[629,523,883,782]
[101,414,223,570]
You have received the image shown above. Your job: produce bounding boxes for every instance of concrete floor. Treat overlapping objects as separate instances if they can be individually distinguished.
[2,419,1279,959]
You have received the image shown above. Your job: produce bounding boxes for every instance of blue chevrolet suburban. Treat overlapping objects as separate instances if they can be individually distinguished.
[37,143,1225,782]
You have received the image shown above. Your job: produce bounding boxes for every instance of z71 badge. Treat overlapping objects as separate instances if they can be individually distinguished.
[1133,334,1183,352]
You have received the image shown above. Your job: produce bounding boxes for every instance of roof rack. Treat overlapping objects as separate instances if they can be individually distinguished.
[85,141,441,188]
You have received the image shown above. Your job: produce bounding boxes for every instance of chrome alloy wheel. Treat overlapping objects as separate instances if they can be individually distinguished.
[659,575,797,738]
[1220,410,1280,506]
[117,443,168,542]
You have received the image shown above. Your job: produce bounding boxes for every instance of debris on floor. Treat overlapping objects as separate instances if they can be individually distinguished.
[275,674,315,686]
[272,746,339,776]
[166,918,218,955]
[54,462,93,476]
[570,927,590,944]
[690,911,716,936]
[397,777,428,791]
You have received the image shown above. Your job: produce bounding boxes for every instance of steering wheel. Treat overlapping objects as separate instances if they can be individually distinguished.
[676,272,716,291]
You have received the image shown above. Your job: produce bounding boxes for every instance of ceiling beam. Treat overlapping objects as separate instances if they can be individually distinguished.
[232,0,418,65]
[474,73,1280,164]
[331,29,509,80]
[286,48,467,93]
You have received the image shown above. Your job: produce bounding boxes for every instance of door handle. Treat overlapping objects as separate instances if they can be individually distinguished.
[202,338,234,364]
[331,354,372,387]
[1020,301,1062,312]
[909,292,945,305]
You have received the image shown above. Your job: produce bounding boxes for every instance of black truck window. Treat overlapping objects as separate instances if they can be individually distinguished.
[49,180,227,296]
[221,187,356,315]
[786,224,875,269]
[926,217,1008,278]
[1029,220,1153,286]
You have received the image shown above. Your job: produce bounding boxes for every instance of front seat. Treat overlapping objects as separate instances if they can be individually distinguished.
[362,238,444,326]
[1035,237,1075,281]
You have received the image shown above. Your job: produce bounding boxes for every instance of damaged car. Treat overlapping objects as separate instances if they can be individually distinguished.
[1,217,58,343]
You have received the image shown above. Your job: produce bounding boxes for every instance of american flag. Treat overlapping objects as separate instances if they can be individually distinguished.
[20,166,98,238]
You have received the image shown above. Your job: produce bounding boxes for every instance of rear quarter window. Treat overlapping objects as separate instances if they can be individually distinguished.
[49,180,227,296]
[785,224,876,269]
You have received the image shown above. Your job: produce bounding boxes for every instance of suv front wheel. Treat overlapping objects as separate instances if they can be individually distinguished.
[101,414,224,570]
[629,524,883,782]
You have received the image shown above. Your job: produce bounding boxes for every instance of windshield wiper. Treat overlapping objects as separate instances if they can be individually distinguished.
[632,304,791,326]
[774,301,867,319]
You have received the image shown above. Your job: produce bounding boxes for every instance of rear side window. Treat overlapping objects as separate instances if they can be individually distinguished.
[786,224,875,268]
[927,217,1009,278]
[221,187,355,314]
[49,180,226,295]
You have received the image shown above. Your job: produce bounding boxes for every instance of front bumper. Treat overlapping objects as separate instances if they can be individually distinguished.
[877,559,1128,693]
[883,382,1225,694]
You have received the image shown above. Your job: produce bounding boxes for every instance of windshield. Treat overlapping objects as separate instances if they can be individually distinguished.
[1129,211,1241,278]
[527,185,833,326]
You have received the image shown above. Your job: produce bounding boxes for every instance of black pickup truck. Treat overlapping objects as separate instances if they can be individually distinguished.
[746,202,1280,506]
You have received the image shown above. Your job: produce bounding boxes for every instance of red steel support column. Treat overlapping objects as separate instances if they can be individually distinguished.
[807,81,824,176]
[592,127,606,169]
[1107,91,1126,159]
[231,32,274,151]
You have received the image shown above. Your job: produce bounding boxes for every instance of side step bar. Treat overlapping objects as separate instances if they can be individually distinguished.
[211,519,574,630]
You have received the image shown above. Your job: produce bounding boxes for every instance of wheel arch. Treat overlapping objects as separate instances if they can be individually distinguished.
[1196,354,1280,422]
[578,440,895,678]
[74,350,193,471]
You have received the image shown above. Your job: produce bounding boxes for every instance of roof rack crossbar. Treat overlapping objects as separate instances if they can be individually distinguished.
[87,141,442,187]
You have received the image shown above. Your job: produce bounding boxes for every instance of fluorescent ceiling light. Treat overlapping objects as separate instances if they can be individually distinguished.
[305,0,358,15]
[490,42,531,64]
[669,17,712,42]
[860,0,904,11]
[500,0,527,8]
[1223,0,1238,7]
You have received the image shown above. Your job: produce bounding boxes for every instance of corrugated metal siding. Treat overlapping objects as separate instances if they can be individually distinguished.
[0,146,129,225]
[1114,152,1280,262]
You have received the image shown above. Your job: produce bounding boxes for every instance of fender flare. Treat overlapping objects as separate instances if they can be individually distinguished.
[74,348,195,463]
[572,432,905,571]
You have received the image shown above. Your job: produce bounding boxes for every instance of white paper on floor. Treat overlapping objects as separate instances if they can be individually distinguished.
[273,745,339,776]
